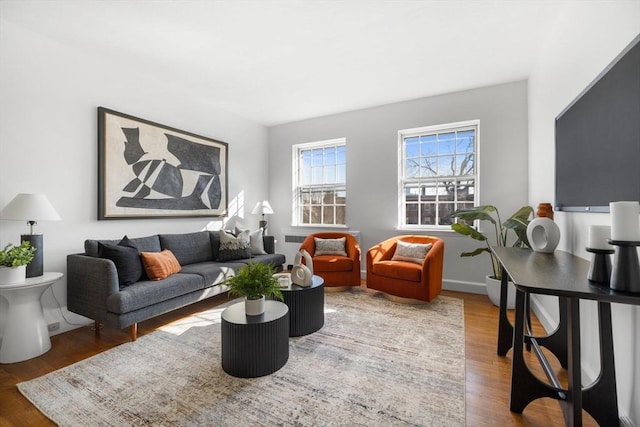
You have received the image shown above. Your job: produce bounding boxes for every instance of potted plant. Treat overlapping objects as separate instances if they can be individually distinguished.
[224,262,283,316]
[451,205,533,308]
[0,241,37,284]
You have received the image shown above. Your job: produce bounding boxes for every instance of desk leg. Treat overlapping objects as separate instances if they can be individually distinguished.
[561,297,583,427]
[498,269,513,356]
[510,289,560,413]
[582,301,619,426]
[533,297,569,369]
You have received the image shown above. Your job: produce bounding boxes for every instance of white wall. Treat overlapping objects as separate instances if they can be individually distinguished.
[268,81,529,293]
[0,20,270,334]
[528,1,640,424]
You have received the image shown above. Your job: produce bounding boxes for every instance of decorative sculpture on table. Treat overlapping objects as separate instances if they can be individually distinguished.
[291,249,313,287]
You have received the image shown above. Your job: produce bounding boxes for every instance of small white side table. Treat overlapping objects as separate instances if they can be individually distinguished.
[0,272,63,363]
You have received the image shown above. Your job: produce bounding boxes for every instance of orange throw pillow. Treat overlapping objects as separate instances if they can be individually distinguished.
[140,249,181,280]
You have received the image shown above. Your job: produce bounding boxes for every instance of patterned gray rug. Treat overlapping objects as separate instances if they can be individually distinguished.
[18,288,465,426]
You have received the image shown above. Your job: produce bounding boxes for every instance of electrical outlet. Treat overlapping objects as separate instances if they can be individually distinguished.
[47,322,60,332]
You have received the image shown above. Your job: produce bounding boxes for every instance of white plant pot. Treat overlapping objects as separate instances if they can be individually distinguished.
[245,296,265,316]
[0,265,26,284]
[485,275,515,309]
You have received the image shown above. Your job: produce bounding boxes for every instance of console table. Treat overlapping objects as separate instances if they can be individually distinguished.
[492,247,640,427]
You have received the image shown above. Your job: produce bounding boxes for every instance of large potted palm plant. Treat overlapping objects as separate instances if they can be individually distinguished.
[451,205,533,308]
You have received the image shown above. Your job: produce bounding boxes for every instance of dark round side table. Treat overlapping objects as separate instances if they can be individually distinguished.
[221,300,289,378]
[280,274,324,336]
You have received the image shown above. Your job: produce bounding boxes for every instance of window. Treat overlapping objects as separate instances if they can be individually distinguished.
[293,138,346,226]
[398,121,478,228]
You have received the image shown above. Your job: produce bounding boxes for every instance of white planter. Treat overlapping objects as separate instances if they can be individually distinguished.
[0,265,26,284]
[485,275,515,309]
[245,296,265,316]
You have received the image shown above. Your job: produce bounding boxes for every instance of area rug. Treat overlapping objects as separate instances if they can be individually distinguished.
[18,288,465,426]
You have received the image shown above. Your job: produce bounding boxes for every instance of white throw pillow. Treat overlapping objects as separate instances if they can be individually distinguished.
[391,240,433,264]
[314,237,348,256]
[235,227,267,255]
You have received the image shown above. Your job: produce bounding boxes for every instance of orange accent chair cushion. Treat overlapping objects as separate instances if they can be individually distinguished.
[366,235,444,302]
[140,249,182,280]
[299,232,361,288]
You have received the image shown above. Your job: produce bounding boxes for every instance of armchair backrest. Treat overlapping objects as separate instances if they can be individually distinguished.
[300,232,360,259]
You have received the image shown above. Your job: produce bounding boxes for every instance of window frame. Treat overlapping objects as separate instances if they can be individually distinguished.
[397,120,480,230]
[292,138,347,227]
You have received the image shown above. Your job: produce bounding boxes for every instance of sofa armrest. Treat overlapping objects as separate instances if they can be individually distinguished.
[67,253,120,322]
[263,235,275,254]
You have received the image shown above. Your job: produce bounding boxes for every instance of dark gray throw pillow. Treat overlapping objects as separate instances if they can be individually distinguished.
[98,236,143,287]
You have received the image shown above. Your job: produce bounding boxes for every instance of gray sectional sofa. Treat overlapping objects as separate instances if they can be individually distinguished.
[67,230,285,340]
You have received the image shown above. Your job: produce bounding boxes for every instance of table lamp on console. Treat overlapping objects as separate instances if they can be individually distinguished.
[0,193,61,278]
[252,200,274,235]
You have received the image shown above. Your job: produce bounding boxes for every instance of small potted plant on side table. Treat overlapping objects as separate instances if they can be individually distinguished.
[0,241,37,284]
[225,262,283,316]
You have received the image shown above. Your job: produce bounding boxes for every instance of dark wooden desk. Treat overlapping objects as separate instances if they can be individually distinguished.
[492,247,640,427]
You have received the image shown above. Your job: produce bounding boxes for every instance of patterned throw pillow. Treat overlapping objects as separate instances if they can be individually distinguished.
[235,226,267,255]
[218,229,251,261]
[314,237,347,256]
[391,240,433,265]
[140,249,182,280]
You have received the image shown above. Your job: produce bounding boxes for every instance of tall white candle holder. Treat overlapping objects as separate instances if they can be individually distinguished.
[609,240,640,293]
[586,247,614,284]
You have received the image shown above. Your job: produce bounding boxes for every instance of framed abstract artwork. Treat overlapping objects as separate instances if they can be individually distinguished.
[98,107,228,220]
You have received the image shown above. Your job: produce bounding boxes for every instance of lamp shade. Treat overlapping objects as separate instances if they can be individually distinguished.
[0,193,61,222]
[251,200,274,215]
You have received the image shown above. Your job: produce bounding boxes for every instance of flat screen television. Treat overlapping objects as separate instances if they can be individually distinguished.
[555,33,640,213]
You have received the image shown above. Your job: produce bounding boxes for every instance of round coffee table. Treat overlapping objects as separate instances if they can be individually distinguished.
[221,300,289,378]
[280,274,324,336]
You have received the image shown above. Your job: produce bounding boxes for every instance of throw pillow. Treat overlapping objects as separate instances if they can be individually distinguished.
[314,237,347,256]
[97,236,143,287]
[391,240,433,265]
[140,249,181,280]
[236,226,267,255]
[218,229,251,261]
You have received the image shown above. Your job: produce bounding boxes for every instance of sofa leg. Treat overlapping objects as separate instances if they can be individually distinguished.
[93,320,101,336]
[131,323,138,341]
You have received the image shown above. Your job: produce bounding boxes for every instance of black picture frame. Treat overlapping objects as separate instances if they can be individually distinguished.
[98,107,228,220]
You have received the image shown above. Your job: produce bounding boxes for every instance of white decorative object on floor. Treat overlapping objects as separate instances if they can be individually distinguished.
[485,275,516,309]
[527,217,561,253]
[0,272,64,363]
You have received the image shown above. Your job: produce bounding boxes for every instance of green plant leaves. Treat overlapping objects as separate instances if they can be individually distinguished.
[451,223,487,241]
[0,241,36,267]
[225,262,283,301]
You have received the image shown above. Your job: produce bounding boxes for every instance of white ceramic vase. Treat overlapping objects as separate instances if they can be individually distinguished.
[485,275,515,309]
[527,217,561,253]
[0,265,26,284]
[245,296,265,316]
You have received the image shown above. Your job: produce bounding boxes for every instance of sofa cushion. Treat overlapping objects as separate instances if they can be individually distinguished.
[159,231,213,265]
[141,250,182,280]
[218,229,251,261]
[372,260,422,282]
[236,227,267,255]
[85,235,161,257]
[97,236,144,287]
[180,261,246,287]
[106,273,204,314]
[312,255,353,272]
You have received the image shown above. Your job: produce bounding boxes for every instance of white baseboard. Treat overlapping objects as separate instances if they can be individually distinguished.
[443,279,486,295]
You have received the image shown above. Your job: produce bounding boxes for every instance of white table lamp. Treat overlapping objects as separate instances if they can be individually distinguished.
[0,193,61,277]
[251,200,274,234]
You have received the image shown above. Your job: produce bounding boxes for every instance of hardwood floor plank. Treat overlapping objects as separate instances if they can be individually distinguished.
[0,290,598,426]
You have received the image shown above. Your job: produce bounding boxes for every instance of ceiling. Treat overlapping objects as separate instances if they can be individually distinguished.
[1,0,570,126]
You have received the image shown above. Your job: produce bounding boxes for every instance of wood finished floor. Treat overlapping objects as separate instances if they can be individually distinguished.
[0,289,598,426]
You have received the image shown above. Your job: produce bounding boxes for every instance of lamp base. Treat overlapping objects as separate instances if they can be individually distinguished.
[21,234,43,278]
[259,220,268,235]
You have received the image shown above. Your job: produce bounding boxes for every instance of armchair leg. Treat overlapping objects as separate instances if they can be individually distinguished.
[131,323,138,341]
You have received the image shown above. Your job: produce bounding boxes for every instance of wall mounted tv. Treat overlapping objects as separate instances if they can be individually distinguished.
[555,33,640,213]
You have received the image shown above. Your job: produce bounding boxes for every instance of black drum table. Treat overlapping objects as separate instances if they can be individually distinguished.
[280,274,325,336]
[221,300,289,378]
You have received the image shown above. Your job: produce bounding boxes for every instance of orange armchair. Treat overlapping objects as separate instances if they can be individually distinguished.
[299,232,361,290]
[366,235,444,302]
